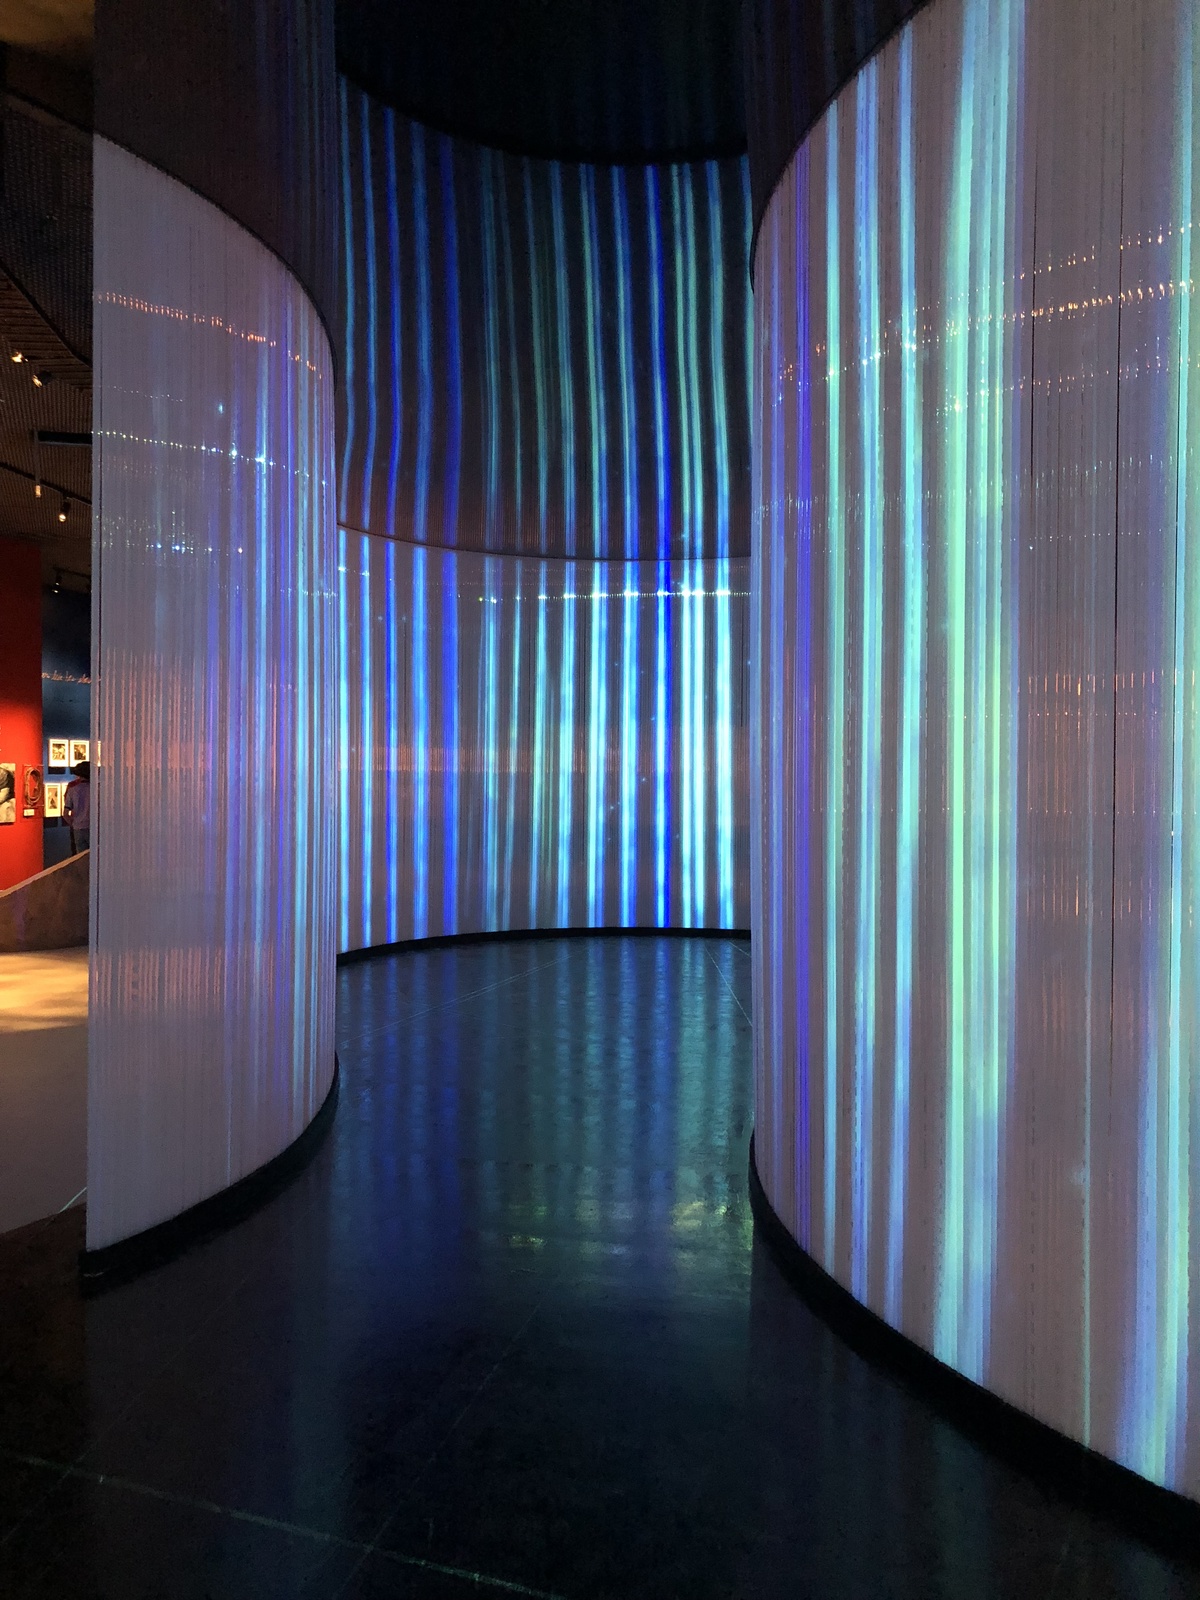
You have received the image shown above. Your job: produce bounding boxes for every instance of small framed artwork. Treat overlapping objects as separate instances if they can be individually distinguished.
[48,738,69,768]
[69,739,89,768]
[0,763,14,825]
[44,782,63,819]
[23,765,42,817]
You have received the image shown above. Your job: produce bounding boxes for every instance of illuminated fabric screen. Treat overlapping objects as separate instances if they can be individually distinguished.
[89,140,337,1250]
[339,84,753,561]
[339,529,749,949]
[752,0,1200,1496]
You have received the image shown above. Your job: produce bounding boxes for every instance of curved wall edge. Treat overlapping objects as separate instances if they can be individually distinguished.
[751,0,1200,1501]
[744,0,934,258]
[95,0,338,346]
[81,1061,340,1292]
[747,1135,1200,1555]
[89,139,338,1252]
[336,925,752,967]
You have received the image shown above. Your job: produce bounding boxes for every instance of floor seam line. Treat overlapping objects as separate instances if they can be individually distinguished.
[0,1449,569,1599]
[705,945,753,1027]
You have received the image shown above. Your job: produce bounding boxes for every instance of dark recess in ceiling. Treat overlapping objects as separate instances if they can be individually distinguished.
[336,0,747,164]
[0,85,91,581]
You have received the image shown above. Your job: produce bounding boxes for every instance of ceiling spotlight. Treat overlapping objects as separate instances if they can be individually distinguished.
[32,370,51,388]
[53,570,61,594]
[34,480,41,498]
[57,496,69,523]
[10,350,23,363]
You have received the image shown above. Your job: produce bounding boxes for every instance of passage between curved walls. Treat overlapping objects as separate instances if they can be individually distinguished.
[88,141,338,1252]
[339,532,750,948]
[336,85,755,946]
[752,0,1200,1500]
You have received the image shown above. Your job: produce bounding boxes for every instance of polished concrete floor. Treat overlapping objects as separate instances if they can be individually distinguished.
[0,935,1197,1598]
[0,949,87,1234]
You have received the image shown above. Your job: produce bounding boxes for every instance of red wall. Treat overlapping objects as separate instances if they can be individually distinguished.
[0,540,44,890]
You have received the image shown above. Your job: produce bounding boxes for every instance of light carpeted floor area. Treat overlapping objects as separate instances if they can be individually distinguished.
[0,948,87,1235]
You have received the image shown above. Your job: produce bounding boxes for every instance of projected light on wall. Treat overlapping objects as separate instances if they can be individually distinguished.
[90,141,337,1251]
[339,85,753,562]
[340,530,749,950]
[752,0,1200,1498]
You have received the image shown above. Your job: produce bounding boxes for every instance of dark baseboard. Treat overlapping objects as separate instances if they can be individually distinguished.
[337,924,751,965]
[79,1059,340,1294]
[747,1132,1200,1559]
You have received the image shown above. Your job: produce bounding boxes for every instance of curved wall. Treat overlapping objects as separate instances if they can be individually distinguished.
[339,86,752,562]
[338,88,753,944]
[95,0,338,341]
[89,142,337,1250]
[752,0,1200,1496]
[340,532,749,949]
[744,0,926,244]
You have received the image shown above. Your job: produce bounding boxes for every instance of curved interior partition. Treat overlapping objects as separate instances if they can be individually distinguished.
[88,140,338,1252]
[752,0,1200,1498]
[337,87,755,947]
[339,88,753,564]
[339,533,750,947]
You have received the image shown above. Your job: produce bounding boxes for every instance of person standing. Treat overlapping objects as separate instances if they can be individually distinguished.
[63,760,91,854]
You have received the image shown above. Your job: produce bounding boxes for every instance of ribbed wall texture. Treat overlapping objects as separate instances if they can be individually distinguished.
[339,86,753,561]
[340,530,749,950]
[752,0,1200,1497]
[89,141,337,1251]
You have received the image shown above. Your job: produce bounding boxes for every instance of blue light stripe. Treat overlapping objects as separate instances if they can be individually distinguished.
[886,25,922,1326]
[708,164,734,930]
[359,100,378,529]
[823,105,844,1271]
[383,108,403,533]
[851,61,882,1303]
[338,80,356,527]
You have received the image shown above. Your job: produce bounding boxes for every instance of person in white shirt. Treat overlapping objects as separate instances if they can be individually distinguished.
[63,761,90,854]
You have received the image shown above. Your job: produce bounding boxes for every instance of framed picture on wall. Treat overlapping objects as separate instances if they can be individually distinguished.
[23,765,42,817]
[69,739,89,768]
[48,738,69,768]
[0,764,14,825]
[44,782,63,819]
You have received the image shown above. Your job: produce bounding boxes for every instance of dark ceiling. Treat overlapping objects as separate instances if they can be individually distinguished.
[0,87,91,584]
[336,0,747,164]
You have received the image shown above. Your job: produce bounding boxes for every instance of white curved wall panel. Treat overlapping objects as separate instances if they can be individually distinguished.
[752,0,1200,1494]
[89,140,338,1250]
[339,530,750,947]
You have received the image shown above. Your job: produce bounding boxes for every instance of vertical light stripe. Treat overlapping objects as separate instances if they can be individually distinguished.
[524,166,550,546]
[550,164,576,558]
[708,165,735,929]
[338,81,356,527]
[823,105,844,1271]
[886,25,923,1325]
[480,151,503,546]
[851,63,883,1302]
[412,542,429,938]
[359,101,378,529]
[383,108,403,534]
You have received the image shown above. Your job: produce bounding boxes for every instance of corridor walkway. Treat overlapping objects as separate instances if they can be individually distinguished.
[0,948,87,1234]
[0,937,1195,1597]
